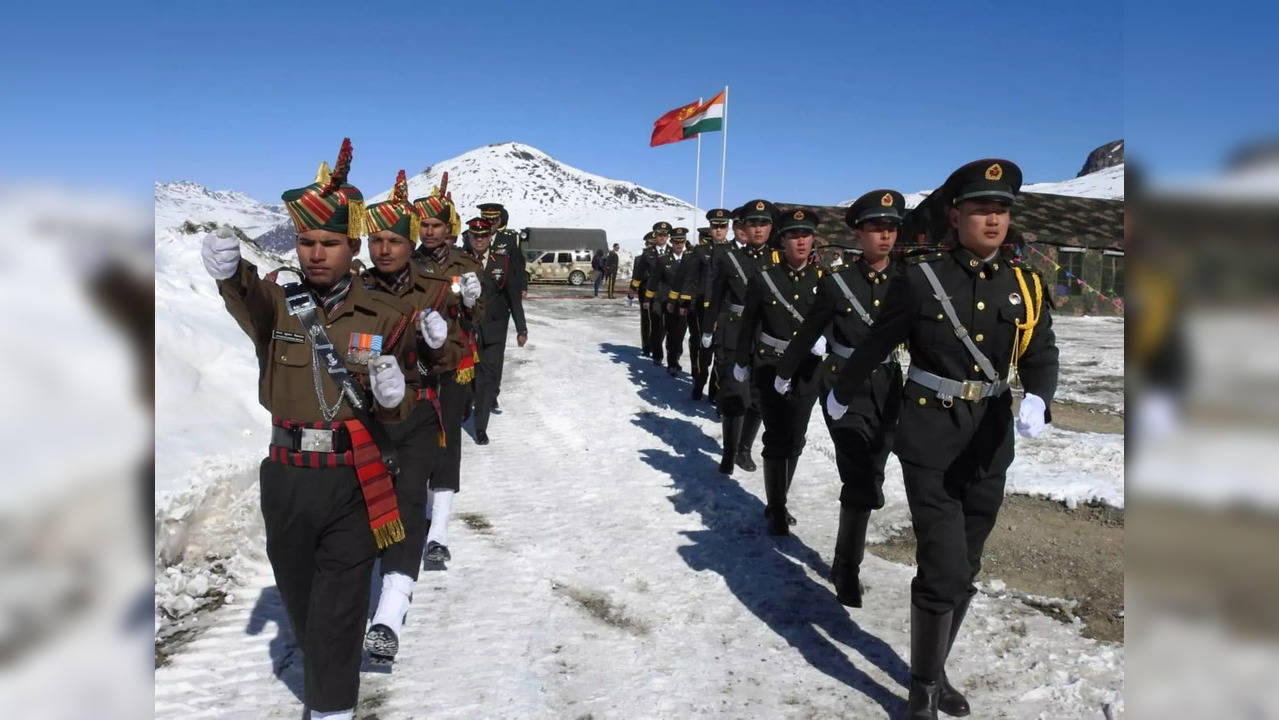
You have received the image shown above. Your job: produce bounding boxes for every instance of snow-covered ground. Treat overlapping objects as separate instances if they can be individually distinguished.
[155,292,1124,718]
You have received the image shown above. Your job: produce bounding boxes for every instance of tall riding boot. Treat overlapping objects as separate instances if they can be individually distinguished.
[830,508,871,607]
[778,455,799,525]
[907,603,953,720]
[719,415,742,474]
[762,458,790,536]
[735,412,762,472]
[937,590,976,716]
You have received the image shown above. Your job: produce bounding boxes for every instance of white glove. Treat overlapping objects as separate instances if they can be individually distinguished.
[732,363,749,383]
[810,336,827,356]
[826,390,848,420]
[1016,393,1047,438]
[460,272,482,308]
[368,357,405,409]
[416,309,449,350]
[773,375,792,395]
[201,226,240,280]
[700,333,713,349]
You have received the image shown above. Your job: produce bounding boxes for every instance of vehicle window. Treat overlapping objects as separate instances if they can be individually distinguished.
[539,252,556,263]
[557,252,572,263]
[525,251,541,263]
[574,250,591,261]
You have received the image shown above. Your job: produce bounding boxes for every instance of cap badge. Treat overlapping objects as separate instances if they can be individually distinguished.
[755,201,765,211]
[715,210,724,217]
[793,210,804,220]
[985,163,1003,181]
[881,193,894,207]
[1009,292,1022,306]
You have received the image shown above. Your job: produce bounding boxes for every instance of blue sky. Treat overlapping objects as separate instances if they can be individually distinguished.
[10,0,1179,207]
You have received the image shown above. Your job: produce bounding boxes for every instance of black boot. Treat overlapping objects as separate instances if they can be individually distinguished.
[782,456,799,525]
[735,413,761,472]
[937,590,976,717]
[830,508,871,607]
[718,415,742,474]
[762,458,790,536]
[907,604,953,720]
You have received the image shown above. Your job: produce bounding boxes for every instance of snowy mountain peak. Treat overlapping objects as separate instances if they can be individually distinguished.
[154,181,289,236]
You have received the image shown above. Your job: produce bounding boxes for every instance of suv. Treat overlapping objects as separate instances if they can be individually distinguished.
[524,248,596,285]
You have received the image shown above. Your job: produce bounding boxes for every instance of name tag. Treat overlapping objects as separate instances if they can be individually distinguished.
[272,330,306,344]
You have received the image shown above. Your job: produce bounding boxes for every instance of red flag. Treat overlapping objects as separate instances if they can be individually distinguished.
[650,100,700,147]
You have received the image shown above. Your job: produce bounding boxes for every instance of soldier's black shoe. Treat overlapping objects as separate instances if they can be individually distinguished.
[763,458,790,536]
[907,604,954,720]
[907,677,941,720]
[424,541,451,565]
[735,452,757,472]
[938,589,976,716]
[667,365,679,377]
[719,415,742,474]
[830,563,864,607]
[691,387,703,401]
[763,506,797,526]
[832,508,872,606]
[364,624,398,665]
[475,431,490,445]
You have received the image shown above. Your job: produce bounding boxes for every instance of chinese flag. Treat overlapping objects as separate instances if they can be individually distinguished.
[650,100,700,147]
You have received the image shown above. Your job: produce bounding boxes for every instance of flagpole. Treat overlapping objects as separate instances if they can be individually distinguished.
[719,85,728,208]
[693,97,703,229]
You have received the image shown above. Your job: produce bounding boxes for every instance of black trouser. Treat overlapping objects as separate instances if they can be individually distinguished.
[473,333,508,435]
[822,363,903,510]
[646,301,667,362]
[639,298,651,354]
[753,363,818,459]
[663,304,688,369]
[687,301,710,391]
[259,459,376,712]
[381,401,442,580]
[434,371,468,492]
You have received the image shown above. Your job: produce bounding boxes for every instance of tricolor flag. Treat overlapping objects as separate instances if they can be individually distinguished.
[650,100,701,147]
[681,90,726,138]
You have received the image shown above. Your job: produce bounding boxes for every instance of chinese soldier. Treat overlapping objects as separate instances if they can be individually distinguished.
[732,208,824,535]
[640,221,672,365]
[685,210,729,399]
[199,139,446,719]
[826,160,1058,719]
[657,226,694,376]
[412,190,484,567]
[465,217,528,445]
[702,201,773,473]
[775,190,907,605]
[357,170,463,665]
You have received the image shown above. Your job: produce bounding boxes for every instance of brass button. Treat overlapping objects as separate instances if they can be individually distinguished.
[873,299,880,307]
[976,301,986,310]
[979,272,986,279]
[973,364,981,372]
[918,397,927,406]
[936,313,944,320]
[969,259,979,268]
[793,294,799,299]
[992,262,1000,270]
[975,333,985,342]
[280,355,287,361]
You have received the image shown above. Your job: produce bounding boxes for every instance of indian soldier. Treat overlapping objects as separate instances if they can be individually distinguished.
[732,208,824,535]
[605,242,621,299]
[826,160,1057,719]
[412,191,484,567]
[477,202,528,296]
[702,201,773,473]
[630,231,656,354]
[689,209,733,401]
[199,139,445,719]
[466,217,529,445]
[656,226,694,376]
[774,190,907,606]
[640,221,672,365]
[358,170,459,664]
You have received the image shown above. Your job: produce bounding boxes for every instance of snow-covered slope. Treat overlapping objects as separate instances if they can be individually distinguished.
[842,162,1126,209]
[155,181,290,236]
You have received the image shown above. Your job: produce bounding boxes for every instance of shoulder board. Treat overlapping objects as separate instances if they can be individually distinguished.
[816,268,823,278]
[267,267,303,285]
[905,251,946,265]
[771,250,780,265]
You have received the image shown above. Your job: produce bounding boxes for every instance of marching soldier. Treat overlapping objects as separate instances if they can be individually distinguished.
[477,202,528,294]
[657,226,694,376]
[774,190,907,605]
[412,191,484,567]
[697,209,735,402]
[199,139,447,719]
[826,160,1058,719]
[630,231,656,355]
[466,217,529,445]
[702,201,774,473]
[640,222,672,365]
[732,208,825,536]
[684,212,725,399]
[358,170,459,664]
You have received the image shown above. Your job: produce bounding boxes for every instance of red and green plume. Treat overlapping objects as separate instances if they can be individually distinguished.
[364,169,420,242]
[282,137,365,239]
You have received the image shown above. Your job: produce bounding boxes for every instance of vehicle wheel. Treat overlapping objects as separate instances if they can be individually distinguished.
[568,270,586,286]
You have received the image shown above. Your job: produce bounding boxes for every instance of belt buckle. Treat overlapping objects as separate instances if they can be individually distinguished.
[299,427,334,453]
[960,380,984,402]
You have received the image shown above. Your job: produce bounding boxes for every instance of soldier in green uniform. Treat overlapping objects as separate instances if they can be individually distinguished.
[358,171,462,664]
[732,208,825,535]
[630,231,656,355]
[465,217,529,445]
[702,201,774,473]
[826,160,1058,719]
[640,221,672,365]
[199,139,442,719]
[774,190,907,605]
[411,191,484,567]
[656,227,694,376]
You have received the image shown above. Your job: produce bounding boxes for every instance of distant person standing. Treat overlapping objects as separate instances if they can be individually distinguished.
[591,248,607,297]
[605,243,620,299]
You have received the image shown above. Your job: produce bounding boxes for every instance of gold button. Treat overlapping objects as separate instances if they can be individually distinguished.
[975,333,985,342]
[936,313,944,320]
[791,330,797,336]
[918,397,927,406]
[793,294,799,299]
[280,355,287,361]
[979,272,986,279]
[993,262,1000,270]
[969,259,979,268]
[976,301,986,310]
[873,299,880,307]
[973,364,981,372]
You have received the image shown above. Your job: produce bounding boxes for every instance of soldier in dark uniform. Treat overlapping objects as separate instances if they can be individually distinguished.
[477,202,528,295]
[605,243,621,299]
[358,170,459,664]
[826,160,1058,719]
[640,222,672,365]
[630,231,656,355]
[685,210,728,399]
[702,201,774,473]
[732,208,825,535]
[411,191,484,567]
[465,217,528,445]
[199,139,440,719]
[656,226,694,376]
[774,190,907,605]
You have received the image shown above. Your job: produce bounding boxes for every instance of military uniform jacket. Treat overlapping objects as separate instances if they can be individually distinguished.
[472,246,529,344]
[831,246,1059,469]
[703,242,773,351]
[734,260,825,392]
[639,246,670,302]
[492,229,528,292]
[630,247,658,296]
[412,245,483,374]
[680,242,714,302]
[218,259,421,423]
[655,249,695,309]
[360,263,461,384]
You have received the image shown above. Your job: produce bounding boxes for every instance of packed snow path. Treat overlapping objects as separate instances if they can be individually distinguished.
[155,297,1123,719]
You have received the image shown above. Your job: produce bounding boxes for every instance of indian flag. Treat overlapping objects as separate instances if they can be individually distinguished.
[682,90,725,138]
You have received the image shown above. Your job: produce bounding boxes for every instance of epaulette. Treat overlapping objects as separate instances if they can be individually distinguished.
[266,267,303,285]
[771,250,780,265]
[905,251,946,265]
